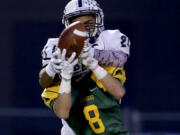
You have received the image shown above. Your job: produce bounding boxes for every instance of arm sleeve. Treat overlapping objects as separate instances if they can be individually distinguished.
[94,49,128,68]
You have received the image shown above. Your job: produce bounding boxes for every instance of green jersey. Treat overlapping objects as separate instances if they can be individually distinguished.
[41,66,129,135]
[67,71,129,135]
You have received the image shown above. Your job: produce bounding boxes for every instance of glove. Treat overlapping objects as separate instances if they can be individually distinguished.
[60,49,78,80]
[45,48,64,78]
[58,49,78,94]
[80,39,98,70]
[80,39,108,80]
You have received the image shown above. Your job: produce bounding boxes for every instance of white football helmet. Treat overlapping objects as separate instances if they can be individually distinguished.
[62,0,104,37]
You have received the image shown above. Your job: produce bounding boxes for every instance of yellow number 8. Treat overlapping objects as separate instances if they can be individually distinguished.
[83,104,105,134]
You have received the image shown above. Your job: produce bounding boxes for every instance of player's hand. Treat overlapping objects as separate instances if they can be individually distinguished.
[60,49,78,80]
[80,39,98,70]
[83,38,94,57]
[45,48,64,78]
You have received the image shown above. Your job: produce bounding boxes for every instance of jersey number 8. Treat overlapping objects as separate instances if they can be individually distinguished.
[83,104,105,134]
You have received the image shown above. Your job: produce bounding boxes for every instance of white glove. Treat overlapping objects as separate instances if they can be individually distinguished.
[80,39,97,70]
[80,39,108,80]
[60,49,78,80]
[45,48,64,78]
[59,49,78,94]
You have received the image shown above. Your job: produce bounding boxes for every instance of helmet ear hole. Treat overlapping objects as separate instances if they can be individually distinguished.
[74,64,81,72]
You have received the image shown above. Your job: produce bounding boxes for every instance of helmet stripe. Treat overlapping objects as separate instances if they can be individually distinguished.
[78,0,82,7]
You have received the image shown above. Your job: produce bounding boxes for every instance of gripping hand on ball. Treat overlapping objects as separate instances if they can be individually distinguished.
[45,48,65,78]
[60,49,78,80]
[80,40,98,70]
[80,39,108,80]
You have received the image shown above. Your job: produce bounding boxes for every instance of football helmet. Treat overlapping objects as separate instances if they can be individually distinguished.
[62,0,104,37]
[73,62,90,77]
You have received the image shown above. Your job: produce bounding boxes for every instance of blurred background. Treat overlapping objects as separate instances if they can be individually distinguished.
[0,0,180,134]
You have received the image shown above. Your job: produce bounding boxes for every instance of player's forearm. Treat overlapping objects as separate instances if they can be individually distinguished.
[100,73,126,100]
[92,65,125,100]
[39,68,54,88]
[55,78,72,119]
[54,93,72,119]
[94,49,128,67]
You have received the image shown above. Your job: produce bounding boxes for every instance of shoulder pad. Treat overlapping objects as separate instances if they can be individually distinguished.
[46,38,59,47]
[41,38,59,67]
[95,30,130,55]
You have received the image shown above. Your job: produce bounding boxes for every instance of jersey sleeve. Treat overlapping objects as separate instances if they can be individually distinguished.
[41,38,59,67]
[41,81,79,111]
[41,81,60,110]
[95,30,131,55]
[91,66,126,92]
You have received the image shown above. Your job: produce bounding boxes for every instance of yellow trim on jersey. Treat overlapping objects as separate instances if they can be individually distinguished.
[41,66,126,109]
[41,83,60,109]
[91,66,126,92]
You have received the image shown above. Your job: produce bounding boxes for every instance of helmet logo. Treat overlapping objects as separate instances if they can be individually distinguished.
[78,0,82,7]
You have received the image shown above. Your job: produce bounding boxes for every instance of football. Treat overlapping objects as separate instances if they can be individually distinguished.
[58,21,88,58]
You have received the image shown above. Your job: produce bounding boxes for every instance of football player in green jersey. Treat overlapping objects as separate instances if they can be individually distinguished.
[41,46,129,135]
[39,0,130,134]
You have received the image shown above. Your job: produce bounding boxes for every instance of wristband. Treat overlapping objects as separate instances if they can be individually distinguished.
[45,64,56,78]
[91,65,98,71]
[58,78,71,94]
[92,65,108,80]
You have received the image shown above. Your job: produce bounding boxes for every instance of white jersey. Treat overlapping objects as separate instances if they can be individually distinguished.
[41,29,130,135]
[41,30,130,67]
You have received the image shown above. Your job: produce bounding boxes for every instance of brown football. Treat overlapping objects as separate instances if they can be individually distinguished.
[58,21,88,58]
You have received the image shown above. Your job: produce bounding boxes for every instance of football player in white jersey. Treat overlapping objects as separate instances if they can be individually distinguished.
[39,0,130,134]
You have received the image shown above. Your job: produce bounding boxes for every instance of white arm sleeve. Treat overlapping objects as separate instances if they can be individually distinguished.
[41,38,59,67]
